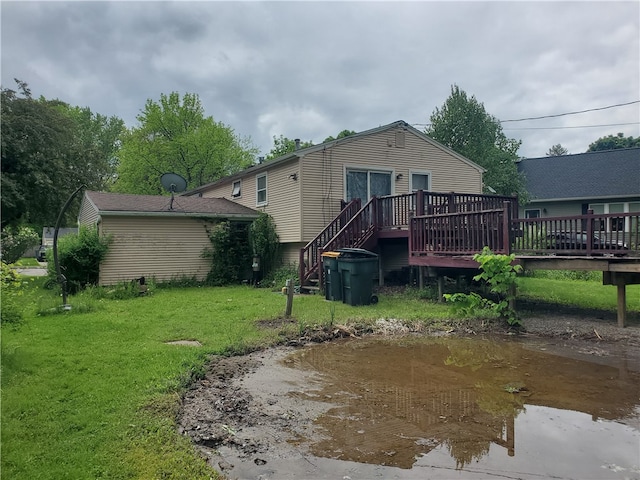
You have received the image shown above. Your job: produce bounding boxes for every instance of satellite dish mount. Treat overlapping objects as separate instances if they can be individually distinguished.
[160,173,188,210]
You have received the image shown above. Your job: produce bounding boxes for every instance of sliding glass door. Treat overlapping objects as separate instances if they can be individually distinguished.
[346,169,391,201]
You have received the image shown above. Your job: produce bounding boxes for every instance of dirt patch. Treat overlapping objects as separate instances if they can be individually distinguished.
[178,313,640,478]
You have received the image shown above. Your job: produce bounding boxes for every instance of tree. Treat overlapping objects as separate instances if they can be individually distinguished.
[113,92,257,194]
[587,133,640,152]
[1,80,123,230]
[546,144,569,156]
[264,129,357,161]
[323,129,357,143]
[264,135,313,161]
[426,85,528,201]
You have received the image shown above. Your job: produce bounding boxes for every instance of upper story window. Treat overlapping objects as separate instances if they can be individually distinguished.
[256,173,267,206]
[231,180,241,198]
[410,171,430,192]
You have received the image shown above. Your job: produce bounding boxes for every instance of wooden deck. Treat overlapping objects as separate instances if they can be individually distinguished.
[299,191,640,325]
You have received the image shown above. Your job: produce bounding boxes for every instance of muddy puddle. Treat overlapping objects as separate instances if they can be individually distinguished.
[181,336,640,480]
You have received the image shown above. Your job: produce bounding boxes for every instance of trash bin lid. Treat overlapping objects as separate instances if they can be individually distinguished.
[336,248,378,258]
[321,251,341,258]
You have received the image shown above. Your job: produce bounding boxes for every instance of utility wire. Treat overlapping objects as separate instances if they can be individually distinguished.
[503,122,640,131]
[412,100,639,129]
[500,100,640,123]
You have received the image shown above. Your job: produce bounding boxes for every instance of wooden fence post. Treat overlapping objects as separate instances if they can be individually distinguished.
[285,279,294,318]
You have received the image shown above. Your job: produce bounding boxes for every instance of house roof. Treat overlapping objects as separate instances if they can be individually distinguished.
[82,191,260,219]
[518,147,640,202]
[184,120,485,195]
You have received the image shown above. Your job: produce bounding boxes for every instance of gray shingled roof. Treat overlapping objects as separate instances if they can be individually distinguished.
[517,147,640,201]
[84,191,259,218]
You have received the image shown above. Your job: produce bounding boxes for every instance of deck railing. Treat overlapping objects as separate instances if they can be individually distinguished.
[299,198,361,285]
[409,204,512,256]
[512,210,640,256]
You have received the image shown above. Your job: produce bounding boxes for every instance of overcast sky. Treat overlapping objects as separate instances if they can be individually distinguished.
[2,1,639,159]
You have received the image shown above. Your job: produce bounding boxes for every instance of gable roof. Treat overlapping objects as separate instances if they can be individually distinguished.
[184,120,484,196]
[518,147,640,202]
[82,191,259,219]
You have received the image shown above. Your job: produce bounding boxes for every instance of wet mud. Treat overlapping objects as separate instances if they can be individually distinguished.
[178,319,640,480]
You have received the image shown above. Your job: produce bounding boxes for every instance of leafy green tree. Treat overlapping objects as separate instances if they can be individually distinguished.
[264,135,314,161]
[426,85,527,201]
[587,132,640,152]
[546,144,569,156]
[1,80,122,230]
[0,226,40,264]
[323,129,357,142]
[114,92,257,194]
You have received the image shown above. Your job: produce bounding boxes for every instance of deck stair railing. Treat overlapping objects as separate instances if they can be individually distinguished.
[299,198,361,286]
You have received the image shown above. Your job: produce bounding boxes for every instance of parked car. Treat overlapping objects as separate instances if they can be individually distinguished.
[546,231,628,254]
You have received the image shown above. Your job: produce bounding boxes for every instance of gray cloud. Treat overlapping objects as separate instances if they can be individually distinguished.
[2,1,638,159]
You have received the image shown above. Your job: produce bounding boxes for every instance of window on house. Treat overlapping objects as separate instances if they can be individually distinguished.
[256,174,267,206]
[345,169,392,200]
[231,180,241,198]
[525,209,540,219]
[609,203,624,231]
[410,172,430,192]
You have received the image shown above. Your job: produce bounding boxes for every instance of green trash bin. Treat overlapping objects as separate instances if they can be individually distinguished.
[321,251,342,301]
[337,248,379,306]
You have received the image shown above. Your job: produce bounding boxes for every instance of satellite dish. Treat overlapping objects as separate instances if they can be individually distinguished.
[160,173,187,210]
[161,173,187,193]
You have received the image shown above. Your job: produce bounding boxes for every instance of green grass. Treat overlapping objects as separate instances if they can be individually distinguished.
[11,257,41,267]
[1,281,452,479]
[3,276,637,479]
[517,276,640,313]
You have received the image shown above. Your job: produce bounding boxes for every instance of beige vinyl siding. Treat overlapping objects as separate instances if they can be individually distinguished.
[98,216,213,285]
[78,197,100,226]
[300,125,483,240]
[199,159,302,243]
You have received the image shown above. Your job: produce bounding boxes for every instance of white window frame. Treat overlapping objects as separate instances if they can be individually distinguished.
[524,209,541,219]
[409,170,431,193]
[231,180,241,198]
[256,173,267,206]
[343,165,394,200]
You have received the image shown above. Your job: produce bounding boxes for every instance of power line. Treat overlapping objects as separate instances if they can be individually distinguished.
[503,122,640,131]
[500,100,640,123]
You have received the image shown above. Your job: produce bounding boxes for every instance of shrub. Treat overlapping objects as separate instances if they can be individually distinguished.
[444,247,523,326]
[46,225,111,294]
[1,263,26,324]
[249,212,280,278]
[202,221,251,285]
[0,226,40,264]
[262,263,300,291]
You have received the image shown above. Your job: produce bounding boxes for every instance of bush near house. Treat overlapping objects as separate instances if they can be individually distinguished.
[45,225,111,293]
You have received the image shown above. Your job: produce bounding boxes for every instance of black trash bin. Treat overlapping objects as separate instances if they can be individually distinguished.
[321,251,342,301]
[337,248,379,306]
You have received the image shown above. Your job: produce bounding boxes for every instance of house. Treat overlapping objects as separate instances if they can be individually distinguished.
[184,120,487,283]
[517,147,640,221]
[78,191,259,285]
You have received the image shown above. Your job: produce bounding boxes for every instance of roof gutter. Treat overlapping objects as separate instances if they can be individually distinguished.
[97,211,260,220]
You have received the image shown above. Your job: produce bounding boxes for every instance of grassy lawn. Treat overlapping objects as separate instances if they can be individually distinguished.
[2,274,636,479]
[1,280,452,479]
[517,276,640,313]
[10,257,41,267]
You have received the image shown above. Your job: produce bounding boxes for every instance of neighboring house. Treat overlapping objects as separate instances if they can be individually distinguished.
[78,191,259,285]
[517,148,640,226]
[31,227,78,260]
[184,120,486,280]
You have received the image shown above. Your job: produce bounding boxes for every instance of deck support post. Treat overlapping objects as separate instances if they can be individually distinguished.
[617,283,626,328]
[418,266,424,289]
[437,276,444,302]
[603,271,640,328]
